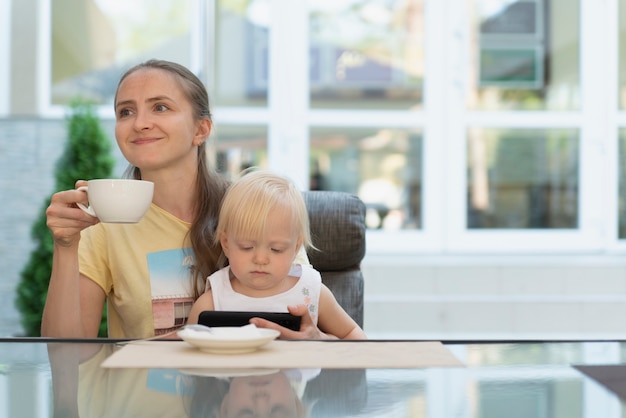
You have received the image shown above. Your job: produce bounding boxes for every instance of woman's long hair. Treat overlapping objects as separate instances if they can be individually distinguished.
[117,59,228,299]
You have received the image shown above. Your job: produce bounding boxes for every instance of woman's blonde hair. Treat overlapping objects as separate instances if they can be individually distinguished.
[216,169,312,254]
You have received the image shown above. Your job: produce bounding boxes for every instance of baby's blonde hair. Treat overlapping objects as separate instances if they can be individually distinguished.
[216,169,313,251]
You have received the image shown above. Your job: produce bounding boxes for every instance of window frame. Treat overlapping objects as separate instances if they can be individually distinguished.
[612,0,626,251]
[0,0,12,115]
[439,0,612,253]
[38,0,626,255]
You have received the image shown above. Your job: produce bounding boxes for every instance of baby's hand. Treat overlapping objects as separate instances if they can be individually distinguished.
[250,305,331,340]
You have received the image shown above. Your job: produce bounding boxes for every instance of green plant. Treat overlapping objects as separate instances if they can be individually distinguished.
[16,99,115,337]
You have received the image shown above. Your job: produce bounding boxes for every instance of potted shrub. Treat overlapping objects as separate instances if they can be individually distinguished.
[16,100,114,336]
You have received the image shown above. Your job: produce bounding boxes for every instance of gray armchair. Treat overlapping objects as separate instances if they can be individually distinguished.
[302,191,366,327]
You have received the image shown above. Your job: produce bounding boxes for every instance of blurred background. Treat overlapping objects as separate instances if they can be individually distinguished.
[3,0,626,339]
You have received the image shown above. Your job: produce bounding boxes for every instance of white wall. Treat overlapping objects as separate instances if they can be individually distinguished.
[363,254,626,340]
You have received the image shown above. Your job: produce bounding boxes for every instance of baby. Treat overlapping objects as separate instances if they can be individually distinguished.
[187,169,366,340]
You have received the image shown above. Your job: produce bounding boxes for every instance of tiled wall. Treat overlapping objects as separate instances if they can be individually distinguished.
[0,118,119,337]
[0,119,65,336]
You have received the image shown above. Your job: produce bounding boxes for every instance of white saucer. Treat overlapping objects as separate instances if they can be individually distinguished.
[179,368,280,378]
[178,326,280,354]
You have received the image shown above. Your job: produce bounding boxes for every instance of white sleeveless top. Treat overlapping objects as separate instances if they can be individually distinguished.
[206,264,322,324]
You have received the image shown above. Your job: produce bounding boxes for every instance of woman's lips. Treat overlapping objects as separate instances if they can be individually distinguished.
[133,137,159,144]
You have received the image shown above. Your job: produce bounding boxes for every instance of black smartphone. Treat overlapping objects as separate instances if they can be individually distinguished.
[198,310,302,331]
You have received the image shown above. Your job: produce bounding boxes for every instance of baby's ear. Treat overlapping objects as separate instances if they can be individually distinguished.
[219,233,230,254]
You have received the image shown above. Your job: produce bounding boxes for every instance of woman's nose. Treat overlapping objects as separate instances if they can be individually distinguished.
[133,109,153,131]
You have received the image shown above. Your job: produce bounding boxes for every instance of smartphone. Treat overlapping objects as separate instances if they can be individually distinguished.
[198,310,301,331]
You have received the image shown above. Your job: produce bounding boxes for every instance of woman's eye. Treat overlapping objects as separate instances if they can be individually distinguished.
[118,108,132,118]
[155,104,169,112]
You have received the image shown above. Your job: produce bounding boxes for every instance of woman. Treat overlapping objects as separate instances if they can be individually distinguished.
[42,60,228,339]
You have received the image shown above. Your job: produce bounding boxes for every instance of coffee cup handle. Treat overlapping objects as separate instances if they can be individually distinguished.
[76,186,97,217]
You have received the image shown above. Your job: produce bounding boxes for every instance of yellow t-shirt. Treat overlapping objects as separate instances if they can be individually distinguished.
[79,204,194,339]
[78,345,191,417]
[79,203,310,339]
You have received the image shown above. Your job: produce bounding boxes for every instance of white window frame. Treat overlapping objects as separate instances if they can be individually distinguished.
[266,0,310,190]
[37,0,626,255]
[610,0,626,251]
[291,0,617,255]
[441,0,613,253]
[302,0,618,255]
[0,0,12,115]
[37,0,58,117]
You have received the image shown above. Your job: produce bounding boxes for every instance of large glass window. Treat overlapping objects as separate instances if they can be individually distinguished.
[308,0,424,110]
[310,127,423,230]
[619,0,626,109]
[214,125,268,178]
[467,128,579,229]
[51,0,195,106]
[38,0,612,252]
[468,0,580,110]
[214,0,269,107]
[230,0,425,110]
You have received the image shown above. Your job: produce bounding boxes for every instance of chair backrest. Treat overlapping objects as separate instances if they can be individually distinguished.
[302,190,366,327]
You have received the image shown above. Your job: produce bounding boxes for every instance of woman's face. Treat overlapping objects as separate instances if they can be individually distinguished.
[114,68,210,178]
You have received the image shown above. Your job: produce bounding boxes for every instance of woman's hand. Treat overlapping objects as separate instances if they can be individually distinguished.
[46,180,98,247]
[250,304,337,340]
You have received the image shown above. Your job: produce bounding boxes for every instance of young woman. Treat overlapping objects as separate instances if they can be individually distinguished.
[42,60,229,339]
[42,60,315,339]
[186,170,366,340]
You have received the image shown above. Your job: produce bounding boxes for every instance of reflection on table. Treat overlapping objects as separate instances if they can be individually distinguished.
[2,339,626,417]
[62,343,368,418]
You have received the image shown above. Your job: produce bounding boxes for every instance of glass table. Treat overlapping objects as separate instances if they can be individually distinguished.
[1,338,626,417]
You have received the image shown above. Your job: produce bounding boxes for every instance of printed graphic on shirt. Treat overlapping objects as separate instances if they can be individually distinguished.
[147,369,193,395]
[302,286,317,323]
[147,249,195,336]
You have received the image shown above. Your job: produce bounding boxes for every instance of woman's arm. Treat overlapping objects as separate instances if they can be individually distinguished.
[42,246,106,338]
[41,185,103,338]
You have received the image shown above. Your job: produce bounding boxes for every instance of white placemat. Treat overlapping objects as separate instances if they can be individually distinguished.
[101,340,464,369]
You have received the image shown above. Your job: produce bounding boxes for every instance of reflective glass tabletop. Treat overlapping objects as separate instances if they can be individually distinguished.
[1,338,626,418]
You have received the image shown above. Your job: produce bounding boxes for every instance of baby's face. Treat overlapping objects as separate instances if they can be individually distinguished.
[220,371,302,418]
[221,207,301,295]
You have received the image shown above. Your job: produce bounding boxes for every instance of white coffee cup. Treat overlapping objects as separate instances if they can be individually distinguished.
[77,179,154,223]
